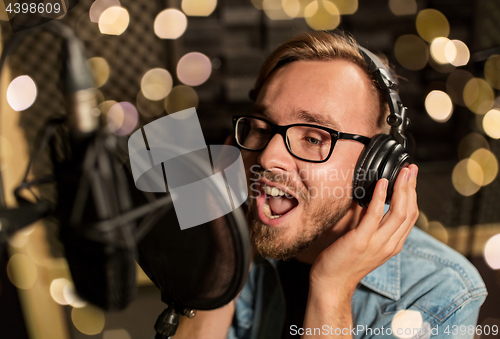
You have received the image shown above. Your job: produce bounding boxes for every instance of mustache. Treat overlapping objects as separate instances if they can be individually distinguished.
[250,169,308,202]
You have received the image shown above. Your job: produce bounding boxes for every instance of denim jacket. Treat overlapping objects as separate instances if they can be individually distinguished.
[228,227,488,339]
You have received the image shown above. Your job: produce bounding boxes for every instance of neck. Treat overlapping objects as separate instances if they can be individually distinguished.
[295,202,364,265]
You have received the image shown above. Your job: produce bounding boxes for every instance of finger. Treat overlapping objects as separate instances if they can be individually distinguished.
[376,167,410,240]
[355,178,388,238]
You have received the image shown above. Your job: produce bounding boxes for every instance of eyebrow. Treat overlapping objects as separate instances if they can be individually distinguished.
[249,104,343,131]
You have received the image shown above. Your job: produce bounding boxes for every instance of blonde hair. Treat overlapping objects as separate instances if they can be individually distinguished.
[249,31,392,134]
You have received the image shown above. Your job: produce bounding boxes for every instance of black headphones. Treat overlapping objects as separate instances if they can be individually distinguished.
[353,46,412,208]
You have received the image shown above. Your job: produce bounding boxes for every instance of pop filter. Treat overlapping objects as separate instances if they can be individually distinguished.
[130,110,252,337]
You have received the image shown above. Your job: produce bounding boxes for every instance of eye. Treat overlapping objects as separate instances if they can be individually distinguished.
[305,136,322,145]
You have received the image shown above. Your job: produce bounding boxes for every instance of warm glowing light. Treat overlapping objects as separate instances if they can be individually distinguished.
[50,278,70,305]
[182,0,217,16]
[7,75,37,111]
[141,68,173,101]
[484,55,500,90]
[87,57,110,88]
[391,310,423,339]
[484,234,500,270]
[394,35,428,71]
[304,0,340,31]
[71,305,105,335]
[463,78,495,115]
[425,90,453,122]
[63,283,87,308]
[446,70,473,106]
[452,159,481,196]
[98,100,118,116]
[263,0,290,20]
[416,9,449,43]
[0,135,13,171]
[103,329,132,339]
[136,91,165,118]
[282,0,300,18]
[430,37,452,65]
[469,148,498,186]
[98,6,129,35]
[177,52,212,86]
[107,102,138,135]
[389,0,417,16]
[427,221,449,244]
[251,0,263,10]
[89,0,121,23]
[165,85,199,114]
[415,211,429,231]
[7,254,37,290]
[483,109,500,139]
[333,0,358,15]
[457,132,490,160]
[446,40,469,67]
[154,9,188,39]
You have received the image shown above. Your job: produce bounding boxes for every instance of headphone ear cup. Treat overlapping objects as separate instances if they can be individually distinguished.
[353,134,411,208]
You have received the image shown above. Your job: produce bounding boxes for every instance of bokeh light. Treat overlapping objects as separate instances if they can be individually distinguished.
[165,85,199,114]
[98,6,129,35]
[98,100,118,116]
[154,9,187,39]
[452,159,481,196]
[391,310,423,339]
[282,0,301,18]
[63,283,87,308]
[446,40,469,67]
[424,90,453,122]
[251,0,264,10]
[182,0,217,16]
[394,35,428,71]
[7,75,37,111]
[469,148,498,186]
[304,0,341,31]
[457,132,490,160]
[177,52,212,86]
[484,234,500,269]
[415,211,429,231]
[430,37,452,65]
[89,0,121,23]
[427,221,449,244]
[484,55,500,90]
[87,57,110,88]
[71,304,105,335]
[446,70,473,106]
[50,278,71,305]
[136,90,165,118]
[103,329,132,339]
[483,109,500,139]
[463,78,495,115]
[106,102,138,135]
[0,135,14,171]
[141,68,173,101]
[331,0,358,15]
[416,9,450,43]
[7,254,37,290]
[389,0,417,16]
[263,0,290,20]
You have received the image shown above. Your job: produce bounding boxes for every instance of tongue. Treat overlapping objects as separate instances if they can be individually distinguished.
[269,196,298,215]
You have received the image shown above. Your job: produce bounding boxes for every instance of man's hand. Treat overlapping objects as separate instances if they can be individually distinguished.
[309,164,419,295]
[302,165,418,338]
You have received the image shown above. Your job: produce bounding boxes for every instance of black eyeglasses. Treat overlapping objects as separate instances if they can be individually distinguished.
[232,115,371,163]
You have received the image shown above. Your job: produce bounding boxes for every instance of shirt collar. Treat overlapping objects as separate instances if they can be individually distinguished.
[359,251,401,301]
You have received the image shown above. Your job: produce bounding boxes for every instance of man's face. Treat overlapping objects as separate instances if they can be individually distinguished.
[243,59,377,260]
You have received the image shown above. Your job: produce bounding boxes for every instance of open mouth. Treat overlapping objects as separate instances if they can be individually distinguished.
[259,183,299,223]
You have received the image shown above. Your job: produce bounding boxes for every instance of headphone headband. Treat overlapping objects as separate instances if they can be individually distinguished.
[357,46,409,148]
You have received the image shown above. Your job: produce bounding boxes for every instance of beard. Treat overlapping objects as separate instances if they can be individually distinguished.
[247,170,352,261]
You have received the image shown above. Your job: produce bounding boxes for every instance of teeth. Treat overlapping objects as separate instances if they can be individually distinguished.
[263,200,282,219]
[264,185,288,197]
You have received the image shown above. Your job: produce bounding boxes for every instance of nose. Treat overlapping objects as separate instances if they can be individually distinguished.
[258,133,296,172]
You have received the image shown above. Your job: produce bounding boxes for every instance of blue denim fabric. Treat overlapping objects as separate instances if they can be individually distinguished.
[228,227,488,339]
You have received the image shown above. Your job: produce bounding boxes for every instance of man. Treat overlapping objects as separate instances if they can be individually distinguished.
[174,31,487,339]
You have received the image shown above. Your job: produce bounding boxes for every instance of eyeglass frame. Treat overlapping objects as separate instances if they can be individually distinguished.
[232,115,372,163]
